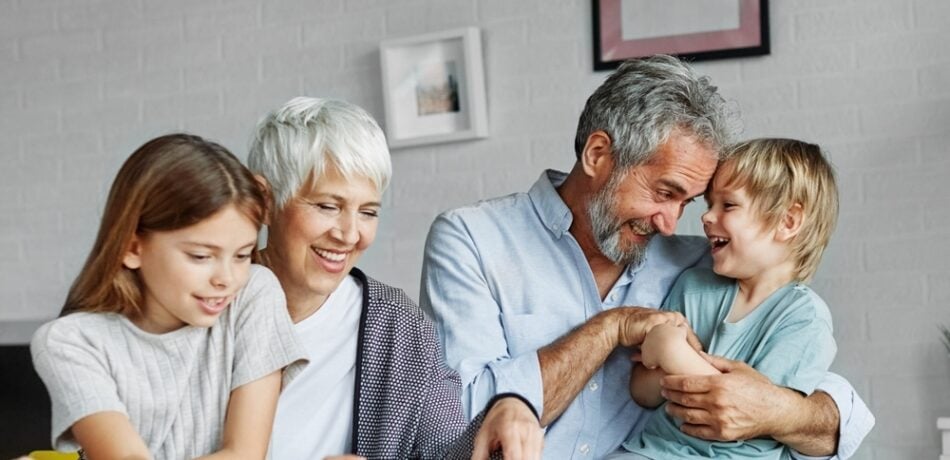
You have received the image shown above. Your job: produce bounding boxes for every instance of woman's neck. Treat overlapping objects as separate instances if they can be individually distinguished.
[286,291,329,324]
[258,248,329,324]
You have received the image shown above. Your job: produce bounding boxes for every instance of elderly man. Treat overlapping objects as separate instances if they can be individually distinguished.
[421,55,873,459]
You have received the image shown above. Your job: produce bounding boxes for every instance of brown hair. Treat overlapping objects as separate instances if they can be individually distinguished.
[715,138,839,282]
[61,134,267,316]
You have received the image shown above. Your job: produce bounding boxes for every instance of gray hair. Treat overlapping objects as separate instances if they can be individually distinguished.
[574,55,735,168]
[248,97,392,210]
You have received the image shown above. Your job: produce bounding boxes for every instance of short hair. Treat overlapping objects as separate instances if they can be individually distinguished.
[63,134,267,316]
[574,55,735,168]
[716,138,839,282]
[248,97,392,210]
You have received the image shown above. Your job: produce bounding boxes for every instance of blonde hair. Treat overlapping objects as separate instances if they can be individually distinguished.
[715,138,838,282]
[61,134,268,316]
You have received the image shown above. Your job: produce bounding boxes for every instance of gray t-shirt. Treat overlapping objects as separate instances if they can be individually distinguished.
[31,264,307,459]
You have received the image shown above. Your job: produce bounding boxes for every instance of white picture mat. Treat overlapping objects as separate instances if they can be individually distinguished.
[380,27,488,148]
[621,0,741,40]
[383,37,469,139]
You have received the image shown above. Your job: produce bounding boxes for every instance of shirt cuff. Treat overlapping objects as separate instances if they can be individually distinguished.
[790,373,875,460]
[483,350,544,420]
[486,392,541,421]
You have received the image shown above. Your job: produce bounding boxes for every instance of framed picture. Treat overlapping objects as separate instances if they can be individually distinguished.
[592,0,769,71]
[380,27,489,149]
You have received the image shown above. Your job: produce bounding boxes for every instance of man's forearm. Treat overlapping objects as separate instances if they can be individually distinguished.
[536,311,618,426]
[773,390,839,456]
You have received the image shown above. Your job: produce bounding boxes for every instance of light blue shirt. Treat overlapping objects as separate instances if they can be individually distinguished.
[622,268,837,459]
[420,170,874,460]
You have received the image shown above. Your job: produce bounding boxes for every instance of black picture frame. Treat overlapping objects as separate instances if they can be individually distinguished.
[592,0,770,71]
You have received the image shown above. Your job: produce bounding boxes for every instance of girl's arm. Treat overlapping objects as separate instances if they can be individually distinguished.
[198,370,283,460]
[630,324,719,408]
[71,412,151,460]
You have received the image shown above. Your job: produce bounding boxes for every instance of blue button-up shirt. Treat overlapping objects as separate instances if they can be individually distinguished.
[420,170,873,459]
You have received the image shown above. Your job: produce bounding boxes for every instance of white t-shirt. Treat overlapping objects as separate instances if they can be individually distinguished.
[269,275,362,459]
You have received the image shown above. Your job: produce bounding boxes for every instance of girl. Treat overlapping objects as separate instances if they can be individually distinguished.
[31,134,307,459]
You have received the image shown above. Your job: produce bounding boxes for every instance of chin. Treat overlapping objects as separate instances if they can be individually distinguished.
[189,317,220,329]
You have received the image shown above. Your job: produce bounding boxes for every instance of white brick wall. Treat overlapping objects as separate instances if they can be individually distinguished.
[2,0,948,457]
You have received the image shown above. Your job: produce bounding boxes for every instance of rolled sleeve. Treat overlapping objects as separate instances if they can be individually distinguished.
[789,372,875,460]
[482,349,544,418]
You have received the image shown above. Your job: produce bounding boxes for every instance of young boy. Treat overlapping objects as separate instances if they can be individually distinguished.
[614,138,839,459]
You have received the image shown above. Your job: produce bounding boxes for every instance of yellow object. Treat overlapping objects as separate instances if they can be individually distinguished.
[28,451,80,460]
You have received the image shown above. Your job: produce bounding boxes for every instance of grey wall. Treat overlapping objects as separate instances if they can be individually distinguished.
[2,0,949,457]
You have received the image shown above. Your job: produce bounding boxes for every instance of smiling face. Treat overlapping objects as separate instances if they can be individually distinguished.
[264,163,381,314]
[702,167,792,282]
[122,204,258,334]
[587,133,718,265]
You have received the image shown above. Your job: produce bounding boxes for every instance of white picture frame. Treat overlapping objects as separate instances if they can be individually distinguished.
[380,27,488,149]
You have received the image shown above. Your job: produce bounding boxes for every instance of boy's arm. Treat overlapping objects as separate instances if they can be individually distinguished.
[630,364,667,408]
[630,324,719,408]
[198,370,282,460]
[640,323,719,376]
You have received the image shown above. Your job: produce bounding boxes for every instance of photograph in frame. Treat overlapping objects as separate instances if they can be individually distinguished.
[380,27,488,149]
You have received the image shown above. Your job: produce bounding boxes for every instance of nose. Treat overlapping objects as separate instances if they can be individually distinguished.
[211,261,234,289]
[331,213,360,246]
[652,203,679,237]
[701,208,714,227]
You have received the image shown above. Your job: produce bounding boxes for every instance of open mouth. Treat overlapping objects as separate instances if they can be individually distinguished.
[627,220,655,238]
[710,236,730,251]
[313,247,347,262]
[196,295,231,315]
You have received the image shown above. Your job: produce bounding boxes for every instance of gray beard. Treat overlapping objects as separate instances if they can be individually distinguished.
[587,176,654,266]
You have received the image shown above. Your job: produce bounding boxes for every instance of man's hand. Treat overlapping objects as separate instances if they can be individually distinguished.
[472,397,544,460]
[614,307,700,350]
[659,353,793,441]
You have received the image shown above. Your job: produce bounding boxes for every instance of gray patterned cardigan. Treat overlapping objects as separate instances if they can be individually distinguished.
[351,268,521,459]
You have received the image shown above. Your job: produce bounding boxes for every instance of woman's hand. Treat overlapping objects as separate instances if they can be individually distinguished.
[472,397,544,460]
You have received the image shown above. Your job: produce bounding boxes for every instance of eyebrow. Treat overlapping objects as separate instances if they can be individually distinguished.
[182,241,257,251]
[658,179,689,197]
[311,193,382,208]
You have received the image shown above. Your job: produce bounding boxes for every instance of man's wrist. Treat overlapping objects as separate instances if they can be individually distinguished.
[594,308,622,350]
[766,385,806,440]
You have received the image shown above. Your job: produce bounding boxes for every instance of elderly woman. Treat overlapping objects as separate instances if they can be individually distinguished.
[247,97,542,459]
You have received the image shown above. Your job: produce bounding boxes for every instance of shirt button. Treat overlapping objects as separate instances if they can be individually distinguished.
[608,293,617,302]
[589,381,599,392]
[579,443,591,455]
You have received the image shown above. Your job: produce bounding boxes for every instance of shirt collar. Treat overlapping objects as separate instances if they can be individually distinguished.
[529,169,652,276]
[528,169,574,238]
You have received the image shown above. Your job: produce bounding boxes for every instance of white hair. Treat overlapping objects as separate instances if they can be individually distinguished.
[247,97,392,209]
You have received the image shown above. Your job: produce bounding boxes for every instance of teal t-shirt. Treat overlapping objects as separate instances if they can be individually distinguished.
[621,267,837,459]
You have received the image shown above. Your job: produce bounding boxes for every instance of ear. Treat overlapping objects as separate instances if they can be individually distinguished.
[775,203,804,242]
[122,235,143,270]
[579,130,614,181]
[254,174,274,225]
